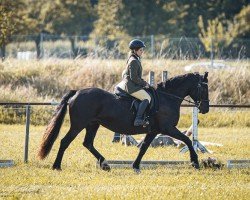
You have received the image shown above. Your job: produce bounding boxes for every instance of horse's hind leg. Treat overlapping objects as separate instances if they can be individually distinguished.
[83,122,110,171]
[52,127,82,170]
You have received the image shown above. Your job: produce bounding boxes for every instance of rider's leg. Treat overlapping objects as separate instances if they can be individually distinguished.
[134,99,149,126]
[130,89,151,126]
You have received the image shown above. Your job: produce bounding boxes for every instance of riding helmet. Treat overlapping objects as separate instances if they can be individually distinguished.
[129,39,146,50]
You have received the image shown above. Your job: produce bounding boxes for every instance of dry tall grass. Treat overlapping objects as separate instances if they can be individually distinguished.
[1,58,249,104]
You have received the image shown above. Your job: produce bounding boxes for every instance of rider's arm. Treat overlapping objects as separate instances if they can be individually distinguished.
[128,60,148,87]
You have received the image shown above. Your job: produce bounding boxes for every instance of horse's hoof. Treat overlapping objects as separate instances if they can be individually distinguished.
[101,164,111,171]
[100,160,111,172]
[52,166,62,171]
[191,162,200,170]
[133,168,141,174]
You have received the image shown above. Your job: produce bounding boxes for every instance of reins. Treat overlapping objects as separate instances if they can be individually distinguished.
[157,90,198,106]
[156,77,210,108]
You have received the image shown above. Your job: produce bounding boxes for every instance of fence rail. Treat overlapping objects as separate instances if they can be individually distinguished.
[0,102,250,108]
[0,102,58,106]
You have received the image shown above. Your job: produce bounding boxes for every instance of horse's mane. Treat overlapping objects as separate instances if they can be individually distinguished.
[157,73,199,90]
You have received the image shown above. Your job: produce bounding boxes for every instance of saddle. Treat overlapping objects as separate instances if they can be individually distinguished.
[114,86,159,119]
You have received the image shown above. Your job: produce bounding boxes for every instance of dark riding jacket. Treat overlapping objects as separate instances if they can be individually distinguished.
[123,54,148,94]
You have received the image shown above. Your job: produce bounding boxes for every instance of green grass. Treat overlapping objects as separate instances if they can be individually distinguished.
[0,124,249,199]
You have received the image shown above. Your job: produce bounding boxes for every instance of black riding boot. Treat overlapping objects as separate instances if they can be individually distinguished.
[134,99,149,126]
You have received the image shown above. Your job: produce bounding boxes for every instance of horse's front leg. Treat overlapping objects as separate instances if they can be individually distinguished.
[162,126,199,169]
[132,133,157,173]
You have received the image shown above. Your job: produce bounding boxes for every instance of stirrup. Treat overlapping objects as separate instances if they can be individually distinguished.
[134,119,149,127]
[134,119,144,126]
[143,120,150,128]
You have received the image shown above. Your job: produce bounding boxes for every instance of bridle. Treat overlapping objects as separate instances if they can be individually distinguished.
[195,76,210,108]
[157,76,209,108]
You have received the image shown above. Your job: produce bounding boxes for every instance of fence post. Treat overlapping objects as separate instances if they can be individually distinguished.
[162,71,168,82]
[148,71,155,86]
[150,35,155,58]
[192,107,199,150]
[192,107,211,153]
[210,37,214,68]
[24,105,31,163]
[181,106,211,154]
[40,33,44,58]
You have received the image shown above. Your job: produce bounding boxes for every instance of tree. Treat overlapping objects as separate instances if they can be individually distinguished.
[90,0,130,57]
[22,0,66,58]
[23,0,96,58]
[0,0,27,60]
[52,0,96,57]
[91,0,127,39]
[168,0,248,37]
[198,5,250,57]
[118,0,172,36]
[198,16,232,56]
[232,5,250,38]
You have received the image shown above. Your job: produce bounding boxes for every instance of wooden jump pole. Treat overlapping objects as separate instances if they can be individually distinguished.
[97,160,189,169]
[227,160,250,169]
[0,160,14,168]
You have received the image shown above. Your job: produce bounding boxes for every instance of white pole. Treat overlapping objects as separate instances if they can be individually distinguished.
[192,107,199,141]
[181,106,211,153]
[162,71,168,82]
[148,71,155,86]
[192,107,199,152]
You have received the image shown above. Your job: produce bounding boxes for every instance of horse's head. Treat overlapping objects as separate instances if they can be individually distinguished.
[189,72,209,114]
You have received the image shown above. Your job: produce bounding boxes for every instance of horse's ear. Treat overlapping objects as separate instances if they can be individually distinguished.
[203,72,208,82]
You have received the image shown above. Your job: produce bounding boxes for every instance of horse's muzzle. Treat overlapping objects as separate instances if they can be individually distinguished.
[200,107,209,114]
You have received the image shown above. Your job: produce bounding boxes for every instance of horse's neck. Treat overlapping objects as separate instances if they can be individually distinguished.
[157,74,198,105]
[159,78,195,103]
[169,83,191,99]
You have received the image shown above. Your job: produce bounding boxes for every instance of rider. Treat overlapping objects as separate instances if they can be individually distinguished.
[116,39,151,126]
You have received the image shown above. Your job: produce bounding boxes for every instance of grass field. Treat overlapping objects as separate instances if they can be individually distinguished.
[0,124,249,199]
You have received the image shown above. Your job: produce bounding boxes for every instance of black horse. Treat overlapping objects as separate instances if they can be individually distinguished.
[38,72,209,173]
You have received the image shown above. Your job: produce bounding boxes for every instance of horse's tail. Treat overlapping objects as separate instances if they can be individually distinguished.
[38,90,77,160]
